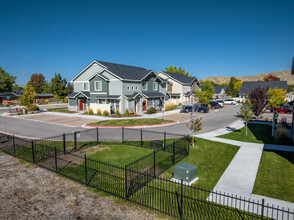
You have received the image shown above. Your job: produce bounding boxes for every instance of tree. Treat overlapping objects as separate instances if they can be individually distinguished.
[27,73,46,93]
[65,82,74,95]
[12,84,23,93]
[50,73,67,99]
[226,77,241,97]
[263,74,280,81]
[0,66,16,92]
[233,81,243,94]
[248,86,269,117]
[186,117,202,146]
[165,66,190,76]
[195,89,213,103]
[19,84,37,110]
[268,88,287,108]
[201,80,215,93]
[238,98,253,135]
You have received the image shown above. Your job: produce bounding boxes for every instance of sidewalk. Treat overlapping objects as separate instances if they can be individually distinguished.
[196,120,294,218]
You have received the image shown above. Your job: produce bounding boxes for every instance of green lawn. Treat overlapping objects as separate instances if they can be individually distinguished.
[47,108,76,113]
[88,119,174,126]
[160,138,240,189]
[218,123,274,144]
[253,150,294,203]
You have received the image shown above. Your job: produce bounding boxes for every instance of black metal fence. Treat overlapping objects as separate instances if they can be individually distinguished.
[1,131,293,220]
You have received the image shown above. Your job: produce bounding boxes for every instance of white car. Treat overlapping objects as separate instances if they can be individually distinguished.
[223,99,237,105]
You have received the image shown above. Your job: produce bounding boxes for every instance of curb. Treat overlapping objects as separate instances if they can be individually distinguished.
[83,121,178,129]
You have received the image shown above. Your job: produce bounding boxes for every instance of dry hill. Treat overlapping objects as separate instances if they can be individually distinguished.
[201,70,294,85]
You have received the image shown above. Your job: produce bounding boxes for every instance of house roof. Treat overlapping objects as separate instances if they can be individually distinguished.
[0,92,20,98]
[36,93,54,98]
[125,92,141,100]
[159,71,198,85]
[238,81,287,95]
[214,86,228,94]
[67,91,90,99]
[95,95,120,99]
[168,93,181,96]
[142,92,165,98]
[95,60,153,81]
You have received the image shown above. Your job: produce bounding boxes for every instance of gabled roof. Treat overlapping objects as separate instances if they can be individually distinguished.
[0,92,20,98]
[159,71,198,86]
[214,85,228,94]
[124,92,141,100]
[238,81,287,95]
[142,92,165,98]
[95,60,153,81]
[67,91,90,99]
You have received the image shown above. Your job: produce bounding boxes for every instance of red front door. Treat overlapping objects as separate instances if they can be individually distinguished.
[134,101,137,112]
[79,100,83,111]
[143,100,147,111]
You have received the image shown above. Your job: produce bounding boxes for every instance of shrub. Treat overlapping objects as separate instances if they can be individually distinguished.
[29,105,39,111]
[264,117,269,122]
[146,107,157,114]
[88,108,94,115]
[115,108,122,117]
[280,117,290,129]
[97,109,102,116]
[178,102,182,106]
[165,103,177,111]
[123,109,131,117]
[259,116,263,119]
[277,126,288,144]
[103,110,109,117]
[83,111,88,114]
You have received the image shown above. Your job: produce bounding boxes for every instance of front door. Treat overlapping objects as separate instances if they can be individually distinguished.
[143,100,147,111]
[79,100,83,111]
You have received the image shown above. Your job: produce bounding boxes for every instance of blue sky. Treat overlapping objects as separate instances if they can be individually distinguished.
[0,0,293,86]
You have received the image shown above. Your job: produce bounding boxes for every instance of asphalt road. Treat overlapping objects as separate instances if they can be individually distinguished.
[0,105,241,139]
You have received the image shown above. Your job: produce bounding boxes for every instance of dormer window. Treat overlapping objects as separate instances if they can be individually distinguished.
[84,82,89,91]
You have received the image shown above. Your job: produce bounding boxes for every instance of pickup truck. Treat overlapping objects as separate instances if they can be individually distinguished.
[180,104,209,113]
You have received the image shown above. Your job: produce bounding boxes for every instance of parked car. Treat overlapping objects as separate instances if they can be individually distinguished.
[215,100,224,108]
[270,104,292,114]
[180,104,209,113]
[223,99,237,105]
[208,101,221,109]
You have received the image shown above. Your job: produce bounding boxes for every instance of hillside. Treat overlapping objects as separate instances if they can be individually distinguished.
[201,70,294,85]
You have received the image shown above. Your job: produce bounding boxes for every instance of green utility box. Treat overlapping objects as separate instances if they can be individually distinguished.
[174,162,197,182]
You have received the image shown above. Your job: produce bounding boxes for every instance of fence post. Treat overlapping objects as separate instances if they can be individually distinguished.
[140,129,143,147]
[63,133,66,155]
[122,127,124,144]
[153,150,156,177]
[54,147,58,173]
[125,165,128,199]
[74,131,77,151]
[85,154,88,184]
[31,140,35,163]
[172,141,175,164]
[261,198,265,220]
[12,135,16,156]
[164,131,166,151]
[187,135,190,155]
[180,179,183,220]
[96,127,99,143]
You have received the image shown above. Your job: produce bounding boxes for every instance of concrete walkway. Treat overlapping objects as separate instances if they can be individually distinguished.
[196,120,294,219]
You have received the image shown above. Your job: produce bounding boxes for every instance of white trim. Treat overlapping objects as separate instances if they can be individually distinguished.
[140,70,158,81]
[88,71,110,82]
[157,71,197,86]
[73,91,90,99]
[91,92,107,94]
[109,79,120,81]
[83,82,89,91]
[94,81,103,91]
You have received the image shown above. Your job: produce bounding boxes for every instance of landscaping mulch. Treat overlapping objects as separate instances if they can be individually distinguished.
[0,154,163,220]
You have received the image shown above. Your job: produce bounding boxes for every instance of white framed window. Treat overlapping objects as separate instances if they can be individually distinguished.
[153,82,158,91]
[131,87,134,91]
[127,86,130,90]
[83,82,89,91]
[143,83,148,91]
[135,86,138,90]
[98,99,106,104]
[95,81,102,91]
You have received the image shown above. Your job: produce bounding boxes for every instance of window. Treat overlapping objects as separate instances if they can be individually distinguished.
[143,83,148,91]
[83,82,89,91]
[131,87,134,91]
[153,82,158,91]
[135,86,138,90]
[127,86,130,90]
[95,81,102,91]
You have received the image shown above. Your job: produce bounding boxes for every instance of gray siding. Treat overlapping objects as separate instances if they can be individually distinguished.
[69,98,77,106]
[89,75,108,94]
[74,63,105,82]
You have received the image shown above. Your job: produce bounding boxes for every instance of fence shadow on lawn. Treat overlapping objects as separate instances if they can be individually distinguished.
[0,129,293,220]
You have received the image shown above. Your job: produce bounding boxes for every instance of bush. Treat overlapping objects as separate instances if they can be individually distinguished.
[146,107,157,114]
[103,110,109,117]
[280,117,290,129]
[97,109,102,116]
[116,108,122,117]
[259,116,263,119]
[165,103,177,111]
[264,117,269,122]
[83,111,88,114]
[88,108,94,115]
[178,102,182,106]
[123,109,131,117]
[277,126,288,144]
[29,105,39,111]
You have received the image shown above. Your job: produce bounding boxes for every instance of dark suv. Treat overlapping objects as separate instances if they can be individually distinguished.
[180,104,209,113]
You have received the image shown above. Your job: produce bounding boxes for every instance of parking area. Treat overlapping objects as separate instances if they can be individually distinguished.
[18,114,98,127]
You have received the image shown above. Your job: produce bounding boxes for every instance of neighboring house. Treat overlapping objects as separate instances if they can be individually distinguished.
[238,81,288,99]
[157,71,200,105]
[35,94,54,104]
[213,85,228,99]
[68,61,167,114]
[0,92,20,105]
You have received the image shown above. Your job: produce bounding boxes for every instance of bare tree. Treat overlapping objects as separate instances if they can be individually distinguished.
[186,117,202,146]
